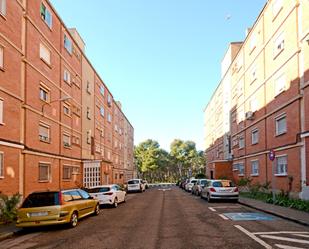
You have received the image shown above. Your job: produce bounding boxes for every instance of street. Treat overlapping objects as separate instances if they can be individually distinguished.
[1,187,309,249]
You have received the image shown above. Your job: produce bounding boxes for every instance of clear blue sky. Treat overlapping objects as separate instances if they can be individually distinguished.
[51,0,266,151]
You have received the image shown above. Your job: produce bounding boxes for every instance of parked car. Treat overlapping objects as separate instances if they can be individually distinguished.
[201,180,239,202]
[127,179,145,192]
[143,180,149,189]
[86,184,126,207]
[16,189,100,228]
[185,178,197,192]
[191,179,209,196]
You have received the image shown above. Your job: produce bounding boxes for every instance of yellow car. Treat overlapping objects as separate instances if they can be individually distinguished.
[16,189,100,228]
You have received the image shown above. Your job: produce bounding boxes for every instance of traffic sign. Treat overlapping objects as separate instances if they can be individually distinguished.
[269,149,275,161]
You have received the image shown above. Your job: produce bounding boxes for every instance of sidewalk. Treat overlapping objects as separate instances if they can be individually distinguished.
[239,197,309,227]
[0,222,20,242]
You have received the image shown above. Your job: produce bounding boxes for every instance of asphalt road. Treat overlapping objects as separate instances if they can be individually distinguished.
[1,187,309,249]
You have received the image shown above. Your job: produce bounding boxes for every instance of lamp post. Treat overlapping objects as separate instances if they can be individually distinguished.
[41,96,72,115]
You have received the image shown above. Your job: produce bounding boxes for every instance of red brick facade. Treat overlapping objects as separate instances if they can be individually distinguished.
[0,0,135,197]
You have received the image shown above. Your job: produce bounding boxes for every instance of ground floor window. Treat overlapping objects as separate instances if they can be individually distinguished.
[276,155,287,175]
[251,160,259,176]
[83,162,101,188]
[39,163,51,182]
[63,165,72,180]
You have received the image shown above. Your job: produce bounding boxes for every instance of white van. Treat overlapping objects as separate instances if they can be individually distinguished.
[127,179,145,193]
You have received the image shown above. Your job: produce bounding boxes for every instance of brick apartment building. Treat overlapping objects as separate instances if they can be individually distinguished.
[204,0,309,199]
[0,0,135,197]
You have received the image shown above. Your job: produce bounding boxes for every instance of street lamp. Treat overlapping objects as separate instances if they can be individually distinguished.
[41,95,72,115]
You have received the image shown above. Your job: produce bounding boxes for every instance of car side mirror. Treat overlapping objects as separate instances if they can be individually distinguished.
[88,196,94,199]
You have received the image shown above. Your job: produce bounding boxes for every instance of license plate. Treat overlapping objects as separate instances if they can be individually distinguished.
[29,211,48,217]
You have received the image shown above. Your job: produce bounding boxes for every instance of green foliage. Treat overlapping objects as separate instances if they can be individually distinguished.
[134,139,206,182]
[241,191,309,212]
[195,173,206,179]
[0,193,21,224]
[237,177,252,187]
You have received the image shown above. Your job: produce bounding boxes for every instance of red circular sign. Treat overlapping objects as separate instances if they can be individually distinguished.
[269,149,275,161]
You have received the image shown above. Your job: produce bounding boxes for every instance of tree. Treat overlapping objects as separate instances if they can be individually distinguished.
[170,139,199,178]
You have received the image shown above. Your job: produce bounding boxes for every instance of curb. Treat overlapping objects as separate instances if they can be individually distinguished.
[238,200,309,227]
[0,231,14,242]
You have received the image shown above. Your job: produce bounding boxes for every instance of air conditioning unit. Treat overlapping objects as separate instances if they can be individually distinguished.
[245,111,255,120]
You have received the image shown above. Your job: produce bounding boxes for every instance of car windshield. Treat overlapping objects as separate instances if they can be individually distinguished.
[21,192,59,208]
[191,180,197,183]
[128,180,140,184]
[213,181,235,187]
[200,180,207,185]
[86,187,110,193]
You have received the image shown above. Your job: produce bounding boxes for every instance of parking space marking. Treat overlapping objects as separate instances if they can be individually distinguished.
[260,235,309,245]
[208,207,216,212]
[234,225,272,249]
[253,232,309,235]
[275,244,305,249]
[218,214,229,220]
[223,212,275,221]
[293,234,309,238]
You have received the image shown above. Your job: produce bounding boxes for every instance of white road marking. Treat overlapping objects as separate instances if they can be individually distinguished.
[253,232,309,235]
[218,214,229,220]
[275,244,305,249]
[234,225,272,249]
[208,207,216,212]
[260,235,309,245]
[293,234,309,238]
[158,188,171,191]
[210,206,240,209]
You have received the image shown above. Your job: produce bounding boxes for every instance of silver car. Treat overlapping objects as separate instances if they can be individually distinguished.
[201,180,239,202]
[191,179,209,196]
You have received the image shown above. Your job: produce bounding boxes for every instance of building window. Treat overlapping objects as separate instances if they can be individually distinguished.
[232,163,239,171]
[87,130,91,144]
[100,107,104,117]
[63,166,72,180]
[64,69,71,84]
[63,103,71,116]
[249,97,258,112]
[276,155,287,175]
[87,107,91,120]
[40,2,52,28]
[64,34,72,54]
[107,113,112,123]
[0,99,3,124]
[63,133,71,148]
[40,43,51,65]
[100,85,105,96]
[249,33,257,52]
[39,85,49,102]
[250,65,257,83]
[0,152,3,178]
[238,163,244,176]
[251,129,259,145]
[0,46,3,69]
[273,33,284,58]
[107,94,112,106]
[86,81,91,93]
[275,114,287,136]
[239,136,244,149]
[38,163,50,181]
[251,160,259,176]
[274,74,286,96]
[39,123,50,142]
[272,0,283,18]
[0,0,6,16]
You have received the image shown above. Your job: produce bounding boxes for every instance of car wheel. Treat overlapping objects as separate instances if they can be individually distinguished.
[94,204,100,216]
[113,198,118,208]
[207,194,212,203]
[69,212,78,228]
